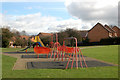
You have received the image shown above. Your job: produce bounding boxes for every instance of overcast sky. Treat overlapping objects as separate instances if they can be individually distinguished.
[0,0,119,35]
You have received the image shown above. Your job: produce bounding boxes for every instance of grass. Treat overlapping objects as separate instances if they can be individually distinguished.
[2,45,119,78]
[81,45,118,64]
[2,47,34,52]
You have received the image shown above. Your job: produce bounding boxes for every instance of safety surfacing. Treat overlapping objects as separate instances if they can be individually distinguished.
[27,60,115,69]
[21,54,86,58]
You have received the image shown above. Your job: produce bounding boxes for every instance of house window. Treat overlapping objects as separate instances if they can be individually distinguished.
[114,33,117,37]
[109,33,112,37]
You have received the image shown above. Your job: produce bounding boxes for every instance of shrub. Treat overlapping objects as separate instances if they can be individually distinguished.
[100,37,120,45]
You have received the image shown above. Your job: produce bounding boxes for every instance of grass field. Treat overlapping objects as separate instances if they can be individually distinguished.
[2,45,119,78]
[81,45,118,64]
[2,48,34,52]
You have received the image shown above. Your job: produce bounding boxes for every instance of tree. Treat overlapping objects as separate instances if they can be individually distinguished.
[13,37,28,48]
[41,36,51,46]
[57,28,82,46]
[1,27,13,48]
[58,31,69,45]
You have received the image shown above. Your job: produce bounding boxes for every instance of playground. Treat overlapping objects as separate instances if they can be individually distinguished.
[1,34,118,78]
[3,50,116,70]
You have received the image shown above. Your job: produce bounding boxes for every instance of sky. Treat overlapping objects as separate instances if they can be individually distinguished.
[0,0,119,35]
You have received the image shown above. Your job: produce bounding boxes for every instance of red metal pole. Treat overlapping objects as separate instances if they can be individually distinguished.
[71,49,75,69]
[62,51,64,61]
[78,51,83,68]
[79,48,88,68]
[37,54,39,58]
[66,53,72,69]
[56,34,59,61]
[54,52,55,58]
[74,38,78,69]
[50,49,53,58]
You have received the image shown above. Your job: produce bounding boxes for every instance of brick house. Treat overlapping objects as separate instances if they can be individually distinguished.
[112,26,120,37]
[104,25,117,37]
[79,30,88,40]
[88,23,118,42]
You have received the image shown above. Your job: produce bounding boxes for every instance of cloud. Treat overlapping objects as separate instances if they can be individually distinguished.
[1,12,93,35]
[65,0,118,26]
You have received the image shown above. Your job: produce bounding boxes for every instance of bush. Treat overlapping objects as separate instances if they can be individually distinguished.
[77,37,120,46]
[100,37,120,45]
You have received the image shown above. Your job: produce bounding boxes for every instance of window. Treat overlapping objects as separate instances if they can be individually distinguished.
[114,33,117,37]
[109,33,112,37]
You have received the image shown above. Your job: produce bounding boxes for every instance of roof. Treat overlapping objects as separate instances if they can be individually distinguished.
[88,22,114,33]
[104,25,116,33]
[38,32,53,37]
[112,26,120,30]
[79,30,88,37]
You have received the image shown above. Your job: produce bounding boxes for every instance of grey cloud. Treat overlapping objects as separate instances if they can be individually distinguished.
[66,2,118,26]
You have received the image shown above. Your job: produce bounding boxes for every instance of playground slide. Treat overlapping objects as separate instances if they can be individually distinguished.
[34,36,45,47]
[19,36,45,51]
[19,46,31,51]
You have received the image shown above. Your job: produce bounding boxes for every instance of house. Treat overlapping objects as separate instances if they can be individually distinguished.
[112,26,120,37]
[88,23,118,42]
[104,25,117,37]
[79,30,88,40]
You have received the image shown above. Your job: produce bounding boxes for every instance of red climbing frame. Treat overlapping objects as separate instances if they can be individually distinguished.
[34,34,87,69]
[62,37,87,69]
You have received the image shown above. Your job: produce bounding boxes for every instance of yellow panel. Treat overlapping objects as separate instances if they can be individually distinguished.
[35,36,45,47]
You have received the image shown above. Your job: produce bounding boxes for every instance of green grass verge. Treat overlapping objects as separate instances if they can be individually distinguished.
[81,45,118,64]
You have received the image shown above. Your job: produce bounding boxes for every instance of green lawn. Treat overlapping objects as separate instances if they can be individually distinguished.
[2,47,34,52]
[81,45,118,64]
[2,45,119,78]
